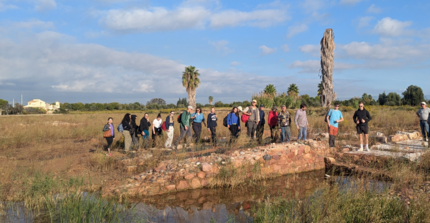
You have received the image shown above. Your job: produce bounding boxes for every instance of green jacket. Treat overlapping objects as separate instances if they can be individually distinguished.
[180,110,191,128]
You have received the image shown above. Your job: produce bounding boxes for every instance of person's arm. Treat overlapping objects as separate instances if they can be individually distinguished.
[103,124,109,131]
[353,111,358,124]
[152,121,155,134]
[190,113,196,120]
[416,110,421,118]
[294,111,299,128]
[207,114,211,130]
[326,110,331,126]
[337,112,344,123]
[366,110,372,123]
[243,107,251,116]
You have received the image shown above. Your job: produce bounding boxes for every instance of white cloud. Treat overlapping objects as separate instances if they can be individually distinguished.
[373,17,412,37]
[209,40,233,55]
[339,0,364,6]
[0,1,18,11]
[11,19,55,29]
[358,16,373,28]
[299,44,319,56]
[289,60,355,73]
[259,45,277,55]
[102,7,210,32]
[210,9,289,28]
[230,61,240,66]
[286,24,308,38]
[34,0,56,12]
[367,4,382,13]
[281,44,290,52]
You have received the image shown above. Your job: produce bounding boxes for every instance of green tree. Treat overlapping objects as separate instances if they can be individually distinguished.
[264,84,277,96]
[209,96,214,105]
[317,82,323,97]
[0,99,8,108]
[386,92,401,106]
[377,92,387,105]
[182,66,201,109]
[287,84,299,98]
[402,85,424,106]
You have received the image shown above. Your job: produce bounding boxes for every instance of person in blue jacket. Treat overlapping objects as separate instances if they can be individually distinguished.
[227,107,241,143]
[191,107,206,143]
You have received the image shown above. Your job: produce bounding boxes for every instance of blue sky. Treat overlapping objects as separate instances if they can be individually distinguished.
[0,0,429,104]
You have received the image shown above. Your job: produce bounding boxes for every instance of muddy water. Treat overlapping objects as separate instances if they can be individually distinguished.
[2,170,390,223]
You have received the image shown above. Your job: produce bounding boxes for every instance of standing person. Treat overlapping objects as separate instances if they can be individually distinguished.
[130,115,140,150]
[416,102,430,142]
[268,106,279,143]
[326,103,344,148]
[294,104,309,142]
[102,117,115,156]
[191,107,206,144]
[243,100,260,139]
[139,113,151,149]
[256,104,265,144]
[121,113,132,152]
[165,111,175,148]
[227,107,241,143]
[278,105,292,143]
[174,106,193,149]
[152,113,163,148]
[353,102,372,151]
[207,107,218,146]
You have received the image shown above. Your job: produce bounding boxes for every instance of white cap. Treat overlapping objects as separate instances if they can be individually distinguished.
[237,106,243,112]
[421,102,427,105]
[188,105,193,110]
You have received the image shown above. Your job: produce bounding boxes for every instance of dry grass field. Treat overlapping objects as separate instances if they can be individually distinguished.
[0,106,421,203]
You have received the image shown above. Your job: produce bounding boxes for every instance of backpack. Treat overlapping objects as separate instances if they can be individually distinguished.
[223,114,229,127]
[241,106,252,123]
[117,123,123,132]
[324,109,333,123]
[177,112,183,125]
[161,122,167,131]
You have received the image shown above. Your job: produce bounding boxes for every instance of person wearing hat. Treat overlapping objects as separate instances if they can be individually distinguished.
[278,105,292,143]
[173,105,193,149]
[268,105,279,142]
[243,99,260,139]
[256,104,266,144]
[353,101,372,151]
[416,101,430,142]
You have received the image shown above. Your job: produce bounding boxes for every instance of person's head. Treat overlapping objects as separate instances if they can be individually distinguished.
[252,99,257,107]
[187,105,193,112]
[211,107,215,113]
[359,102,364,110]
[281,105,286,112]
[421,102,427,108]
[169,111,175,116]
[144,113,149,119]
[157,113,161,120]
[237,106,243,112]
[196,107,202,114]
[334,102,340,110]
[131,115,137,122]
[123,113,131,122]
[272,105,277,112]
[231,107,238,114]
[259,104,264,111]
[107,117,113,124]
[300,103,307,110]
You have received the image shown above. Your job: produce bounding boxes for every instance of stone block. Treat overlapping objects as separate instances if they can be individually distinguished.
[197,171,206,179]
[184,173,195,180]
[304,146,311,154]
[165,185,176,191]
[190,178,201,189]
[176,180,190,190]
[201,163,212,172]
[272,155,280,160]
[126,166,137,172]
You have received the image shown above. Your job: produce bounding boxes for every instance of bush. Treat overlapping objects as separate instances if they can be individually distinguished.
[25,107,47,114]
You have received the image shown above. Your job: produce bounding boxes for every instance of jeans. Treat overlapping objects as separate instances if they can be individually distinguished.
[298,127,307,141]
[420,120,429,139]
[174,126,192,145]
[209,127,217,146]
[280,126,291,142]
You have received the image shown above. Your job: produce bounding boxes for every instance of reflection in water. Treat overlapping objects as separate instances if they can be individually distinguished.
[2,170,391,223]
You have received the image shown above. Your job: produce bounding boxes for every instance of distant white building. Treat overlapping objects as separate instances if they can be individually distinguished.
[24,99,60,111]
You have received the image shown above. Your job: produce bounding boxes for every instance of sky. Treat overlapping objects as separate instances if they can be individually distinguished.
[0,0,429,105]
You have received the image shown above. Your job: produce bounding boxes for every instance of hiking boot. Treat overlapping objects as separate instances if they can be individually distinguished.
[357,148,363,152]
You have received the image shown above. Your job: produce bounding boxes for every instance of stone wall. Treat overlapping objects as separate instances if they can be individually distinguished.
[106,140,329,197]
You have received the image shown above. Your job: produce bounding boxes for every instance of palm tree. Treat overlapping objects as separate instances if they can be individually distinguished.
[320,28,336,108]
[287,84,299,98]
[264,84,277,96]
[209,96,214,105]
[317,82,323,97]
[182,66,201,109]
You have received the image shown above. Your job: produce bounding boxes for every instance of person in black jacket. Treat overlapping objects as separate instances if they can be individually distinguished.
[353,102,372,151]
[139,113,151,149]
[207,107,217,146]
[165,111,175,148]
[121,113,132,152]
[130,115,140,150]
[256,104,265,145]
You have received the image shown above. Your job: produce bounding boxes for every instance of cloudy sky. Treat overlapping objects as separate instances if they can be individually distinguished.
[0,0,429,104]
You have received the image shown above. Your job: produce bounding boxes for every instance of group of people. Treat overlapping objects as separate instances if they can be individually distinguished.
[102,99,430,155]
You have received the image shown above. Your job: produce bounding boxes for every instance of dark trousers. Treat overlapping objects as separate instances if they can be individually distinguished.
[152,127,162,147]
[193,122,202,143]
[257,124,264,144]
[209,126,217,146]
[270,126,279,143]
[105,136,113,149]
[229,125,239,143]
[174,126,192,145]
[247,121,257,138]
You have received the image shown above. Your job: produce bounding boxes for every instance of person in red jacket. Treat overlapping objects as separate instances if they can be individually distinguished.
[268,105,279,143]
